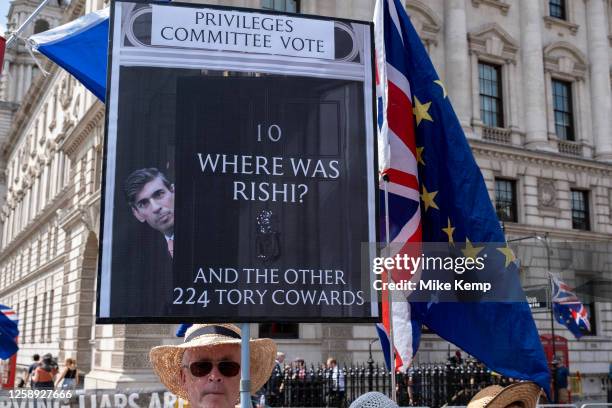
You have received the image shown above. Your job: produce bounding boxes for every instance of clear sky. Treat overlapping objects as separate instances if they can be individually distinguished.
[0,0,9,35]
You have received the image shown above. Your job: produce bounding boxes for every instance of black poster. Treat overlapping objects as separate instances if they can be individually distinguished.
[170,76,372,321]
[98,1,377,323]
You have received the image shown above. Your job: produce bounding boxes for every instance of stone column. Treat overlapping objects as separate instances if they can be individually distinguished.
[25,64,33,93]
[508,62,521,133]
[300,0,335,17]
[519,0,550,150]
[469,52,483,139]
[84,324,175,389]
[348,0,374,20]
[321,325,352,363]
[577,79,594,157]
[16,64,24,101]
[586,0,612,161]
[444,0,471,129]
[470,53,481,123]
[56,215,98,374]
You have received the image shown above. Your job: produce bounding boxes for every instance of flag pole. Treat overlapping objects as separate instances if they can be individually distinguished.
[240,323,251,408]
[544,234,556,359]
[544,233,558,403]
[5,0,54,49]
[383,176,397,402]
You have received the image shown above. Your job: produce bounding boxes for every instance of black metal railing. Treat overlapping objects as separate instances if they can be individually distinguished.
[260,360,516,407]
[604,376,612,403]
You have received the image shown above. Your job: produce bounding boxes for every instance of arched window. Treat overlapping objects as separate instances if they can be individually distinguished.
[468,23,519,142]
[543,42,588,155]
[33,19,50,34]
[405,0,441,53]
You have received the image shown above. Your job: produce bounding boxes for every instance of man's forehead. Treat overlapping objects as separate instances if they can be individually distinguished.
[185,344,240,360]
[135,177,168,200]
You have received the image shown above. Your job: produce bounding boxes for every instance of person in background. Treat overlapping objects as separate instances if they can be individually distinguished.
[55,358,79,390]
[275,352,285,372]
[327,358,345,408]
[262,352,286,406]
[292,358,306,380]
[23,354,40,388]
[449,350,463,366]
[553,358,570,403]
[32,354,57,390]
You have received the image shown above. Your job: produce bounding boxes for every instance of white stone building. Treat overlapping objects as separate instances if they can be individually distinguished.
[0,0,611,401]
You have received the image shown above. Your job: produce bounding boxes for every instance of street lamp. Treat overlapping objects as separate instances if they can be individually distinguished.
[508,233,558,402]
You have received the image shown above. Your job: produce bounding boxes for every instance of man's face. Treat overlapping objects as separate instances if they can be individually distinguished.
[180,345,241,408]
[131,176,175,235]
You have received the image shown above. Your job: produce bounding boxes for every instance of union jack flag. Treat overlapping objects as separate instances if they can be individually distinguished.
[551,274,591,338]
[0,304,19,359]
[374,0,421,372]
[373,0,550,393]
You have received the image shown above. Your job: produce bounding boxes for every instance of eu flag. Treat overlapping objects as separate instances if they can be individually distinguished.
[375,0,550,394]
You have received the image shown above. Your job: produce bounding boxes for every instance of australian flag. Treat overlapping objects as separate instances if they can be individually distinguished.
[0,304,19,359]
[374,0,550,394]
[551,274,590,339]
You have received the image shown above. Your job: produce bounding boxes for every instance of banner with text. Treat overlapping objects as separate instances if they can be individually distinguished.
[97,0,377,323]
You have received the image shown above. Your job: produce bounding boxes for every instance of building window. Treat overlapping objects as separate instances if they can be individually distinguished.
[495,179,517,223]
[549,0,566,20]
[479,62,503,128]
[32,295,37,343]
[46,289,54,340]
[552,80,574,141]
[259,323,299,339]
[21,300,27,344]
[262,0,299,12]
[33,19,50,34]
[571,190,589,230]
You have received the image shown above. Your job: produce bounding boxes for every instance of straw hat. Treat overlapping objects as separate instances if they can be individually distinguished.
[149,323,277,400]
[467,382,541,408]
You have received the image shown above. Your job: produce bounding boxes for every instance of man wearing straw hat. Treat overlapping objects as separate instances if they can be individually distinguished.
[150,324,277,408]
[466,382,542,408]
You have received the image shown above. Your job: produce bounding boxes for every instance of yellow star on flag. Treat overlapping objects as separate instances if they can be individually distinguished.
[442,217,455,246]
[434,80,447,98]
[416,146,425,166]
[497,244,516,268]
[413,96,433,126]
[462,238,484,260]
[420,186,439,212]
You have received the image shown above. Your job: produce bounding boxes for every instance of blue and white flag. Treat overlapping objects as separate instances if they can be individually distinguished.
[175,323,192,338]
[0,304,19,360]
[551,274,590,339]
[29,8,109,101]
[374,0,550,394]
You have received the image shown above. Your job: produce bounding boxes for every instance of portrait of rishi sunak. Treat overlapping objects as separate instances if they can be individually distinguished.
[124,168,175,259]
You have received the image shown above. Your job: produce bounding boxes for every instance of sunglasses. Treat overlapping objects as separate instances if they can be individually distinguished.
[185,361,241,378]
